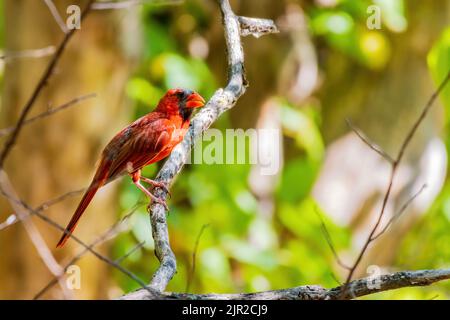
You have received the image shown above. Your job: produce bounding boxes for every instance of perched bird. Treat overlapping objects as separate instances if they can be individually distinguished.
[56,88,205,248]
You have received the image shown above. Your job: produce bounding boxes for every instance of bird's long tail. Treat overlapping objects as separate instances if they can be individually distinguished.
[56,159,111,248]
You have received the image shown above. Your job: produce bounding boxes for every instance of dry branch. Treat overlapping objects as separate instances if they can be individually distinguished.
[0,46,56,61]
[0,178,154,295]
[0,0,95,168]
[1,0,174,300]
[343,70,450,290]
[238,16,279,38]
[0,187,85,231]
[0,169,71,298]
[33,205,142,299]
[139,0,278,293]
[29,203,155,295]
[185,224,210,292]
[120,269,450,300]
[0,93,96,138]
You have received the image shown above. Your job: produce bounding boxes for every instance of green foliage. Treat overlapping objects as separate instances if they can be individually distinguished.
[374,0,407,32]
[428,27,450,116]
[309,0,402,69]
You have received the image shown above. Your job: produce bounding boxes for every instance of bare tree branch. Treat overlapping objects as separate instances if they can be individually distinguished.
[141,0,278,293]
[33,205,142,299]
[343,70,450,293]
[238,16,279,38]
[0,0,95,168]
[0,188,85,231]
[0,169,72,298]
[346,118,395,164]
[0,93,96,138]
[0,180,154,295]
[371,184,427,241]
[185,224,209,292]
[0,46,56,62]
[115,241,146,264]
[120,269,450,300]
[314,208,350,270]
[29,205,155,296]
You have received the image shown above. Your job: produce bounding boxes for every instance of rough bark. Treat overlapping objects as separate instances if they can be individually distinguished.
[120,269,450,300]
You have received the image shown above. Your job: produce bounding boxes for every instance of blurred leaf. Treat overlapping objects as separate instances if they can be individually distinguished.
[280,102,324,162]
[278,158,318,203]
[248,217,278,249]
[279,198,350,252]
[199,248,234,292]
[222,235,277,270]
[126,77,164,106]
[162,53,200,89]
[119,180,142,210]
[397,184,450,273]
[428,27,450,116]
[374,0,407,32]
[131,209,155,250]
[312,11,354,36]
[358,30,390,69]
[143,20,176,59]
[310,5,392,70]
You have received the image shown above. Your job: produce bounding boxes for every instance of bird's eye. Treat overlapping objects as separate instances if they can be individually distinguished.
[176,90,193,100]
[176,91,186,99]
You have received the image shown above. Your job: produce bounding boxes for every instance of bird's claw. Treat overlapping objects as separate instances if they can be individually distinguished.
[148,197,169,212]
[153,182,172,199]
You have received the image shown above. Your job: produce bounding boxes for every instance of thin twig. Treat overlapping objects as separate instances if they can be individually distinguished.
[346,118,395,164]
[0,93,96,138]
[115,241,146,264]
[33,206,141,299]
[0,183,154,295]
[185,224,209,292]
[342,70,450,295]
[0,188,85,231]
[314,208,350,270]
[0,0,95,168]
[396,71,450,165]
[0,46,56,62]
[0,169,72,298]
[34,207,153,295]
[330,272,342,286]
[371,184,427,241]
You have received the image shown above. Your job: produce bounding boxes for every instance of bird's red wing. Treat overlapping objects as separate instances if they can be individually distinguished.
[107,118,175,179]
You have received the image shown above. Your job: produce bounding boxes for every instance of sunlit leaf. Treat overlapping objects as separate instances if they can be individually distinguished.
[126,77,164,106]
[428,27,450,116]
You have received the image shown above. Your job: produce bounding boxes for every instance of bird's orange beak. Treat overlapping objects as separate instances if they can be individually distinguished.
[186,92,206,108]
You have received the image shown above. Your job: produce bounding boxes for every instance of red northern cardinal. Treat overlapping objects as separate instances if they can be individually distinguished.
[56,88,205,248]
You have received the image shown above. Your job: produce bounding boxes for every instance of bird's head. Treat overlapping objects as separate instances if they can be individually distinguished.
[157,88,205,121]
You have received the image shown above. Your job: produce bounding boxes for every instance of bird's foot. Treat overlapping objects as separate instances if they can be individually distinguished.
[147,197,169,212]
[141,177,172,199]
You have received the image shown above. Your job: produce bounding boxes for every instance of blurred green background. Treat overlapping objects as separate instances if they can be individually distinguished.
[0,0,449,299]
